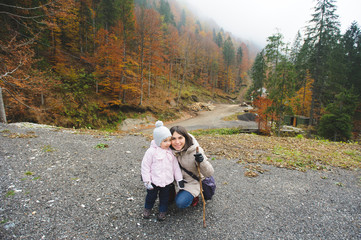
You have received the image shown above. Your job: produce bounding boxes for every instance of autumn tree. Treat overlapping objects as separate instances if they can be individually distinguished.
[286,71,313,117]
[163,24,180,96]
[253,96,276,135]
[177,29,196,105]
[118,0,135,103]
[91,28,125,101]
[0,0,55,122]
[144,9,163,98]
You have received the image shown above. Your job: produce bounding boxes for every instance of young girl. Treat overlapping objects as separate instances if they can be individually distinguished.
[141,121,184,221]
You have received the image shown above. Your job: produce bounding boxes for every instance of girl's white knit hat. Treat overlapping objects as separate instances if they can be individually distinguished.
[153,120,171,146]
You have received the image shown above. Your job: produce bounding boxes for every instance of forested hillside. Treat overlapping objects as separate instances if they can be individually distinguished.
[248,0,361,141]
[0,0,254,129]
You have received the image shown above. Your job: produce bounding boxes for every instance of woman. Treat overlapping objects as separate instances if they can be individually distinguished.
[170,126,214,209]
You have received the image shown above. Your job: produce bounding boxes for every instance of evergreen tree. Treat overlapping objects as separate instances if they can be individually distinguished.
[236,46,243,64]
[222,36,235,92]
[250,50,266,99]
[342,22,361,95]
[236,46,243,85]
[178,9,186,31]
[318,89,358,141]
[290,31,302,64]
[196,20,202,31]
[97,0,121,30]
[304,0,340,125]
[265,33,296,135]
[79,0,94,53]
[215,32,223,48]
[212,29,217,43]
[159,0,175,26]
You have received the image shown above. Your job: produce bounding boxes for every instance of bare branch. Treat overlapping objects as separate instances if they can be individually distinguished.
[0,11,47,19]
[2,87,44,111]
[0,1,59,11]
[0,61,23,80]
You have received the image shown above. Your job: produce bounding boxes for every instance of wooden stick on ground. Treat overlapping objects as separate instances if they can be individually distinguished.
[196,147,206,228]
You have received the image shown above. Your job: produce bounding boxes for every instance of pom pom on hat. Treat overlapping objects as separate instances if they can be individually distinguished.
[155,120,163,128]
[153,120,171,147]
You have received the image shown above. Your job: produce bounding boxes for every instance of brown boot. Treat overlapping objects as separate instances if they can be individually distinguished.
[157,212,166,221]
[143,208,151,219]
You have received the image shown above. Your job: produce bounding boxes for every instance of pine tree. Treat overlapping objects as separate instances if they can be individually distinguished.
[236,46,243,85]
[159,0,175,26]
[318,89,358,141]
[250,49,266,96]
[178,9,186,31]
[215,32,223,48]
[265,33,296,136]
[342,22,361,94]
[222,36,235,92]
[304,0,340,125]
[97,0,121,30]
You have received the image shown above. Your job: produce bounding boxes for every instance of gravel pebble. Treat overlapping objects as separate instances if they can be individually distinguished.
[1,123,360,239]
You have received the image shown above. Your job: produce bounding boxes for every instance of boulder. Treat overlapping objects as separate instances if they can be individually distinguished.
[237,113,256,122]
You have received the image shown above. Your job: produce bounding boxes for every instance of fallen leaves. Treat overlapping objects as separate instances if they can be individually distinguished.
[2,131,38,139]
[244,164,269,174]
[243,164,268,178]
[244,170,259,178]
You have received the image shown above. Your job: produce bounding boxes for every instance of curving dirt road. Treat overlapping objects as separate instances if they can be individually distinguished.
[165,104,257,131]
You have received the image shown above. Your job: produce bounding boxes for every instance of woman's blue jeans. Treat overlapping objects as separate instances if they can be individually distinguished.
[145,184,171,213]
[175,190,194,209]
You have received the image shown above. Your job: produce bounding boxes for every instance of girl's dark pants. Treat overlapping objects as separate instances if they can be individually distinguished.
[145,183,171,213]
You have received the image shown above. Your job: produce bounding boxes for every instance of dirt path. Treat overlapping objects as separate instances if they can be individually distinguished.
[141,104,257,133]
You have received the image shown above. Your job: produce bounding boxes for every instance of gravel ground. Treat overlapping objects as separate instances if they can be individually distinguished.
[1,122,360,240]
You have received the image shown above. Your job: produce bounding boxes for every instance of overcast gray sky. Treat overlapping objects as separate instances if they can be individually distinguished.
[181,0,361,47]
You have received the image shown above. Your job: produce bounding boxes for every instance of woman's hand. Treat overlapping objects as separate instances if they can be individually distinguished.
[194,152,204,163]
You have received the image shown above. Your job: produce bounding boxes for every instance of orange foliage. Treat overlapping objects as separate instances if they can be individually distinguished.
[239,42,252,83]
[0,37,36,119]
[83,29,122,99]
[1,0,256,126]
[253,97,277,134]
[286,71,313,117]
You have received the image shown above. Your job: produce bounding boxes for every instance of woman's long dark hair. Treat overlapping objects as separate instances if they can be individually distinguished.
[169,126,193,151]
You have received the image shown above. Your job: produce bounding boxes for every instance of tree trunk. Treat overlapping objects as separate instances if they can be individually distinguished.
[167,61,173,97]
[177,58,187,106]
[148,55,152,98]
[41,93,44,106]
[0,86,7,123]
[139,37,144,106]
[120,39,127,103]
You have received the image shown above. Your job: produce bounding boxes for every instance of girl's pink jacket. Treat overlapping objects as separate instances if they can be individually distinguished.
[141,140,183,187]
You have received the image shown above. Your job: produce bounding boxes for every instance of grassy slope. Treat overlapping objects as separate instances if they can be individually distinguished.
[195,133,361,172]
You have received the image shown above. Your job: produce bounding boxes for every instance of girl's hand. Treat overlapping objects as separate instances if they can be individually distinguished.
[144,182,154,190]
[177,180,185,189]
